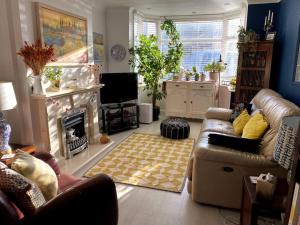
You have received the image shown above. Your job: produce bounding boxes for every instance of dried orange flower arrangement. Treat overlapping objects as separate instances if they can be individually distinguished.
[17,40,56,76]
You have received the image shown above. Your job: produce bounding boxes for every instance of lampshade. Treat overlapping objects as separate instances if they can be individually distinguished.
[0,82,17,111]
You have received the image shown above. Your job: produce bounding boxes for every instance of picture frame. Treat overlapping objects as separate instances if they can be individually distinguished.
[266,32,276,41]
[93,32,104,63]
[36,3,88,64]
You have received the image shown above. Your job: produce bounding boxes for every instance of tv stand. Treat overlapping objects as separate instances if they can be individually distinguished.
[100,103,139,134]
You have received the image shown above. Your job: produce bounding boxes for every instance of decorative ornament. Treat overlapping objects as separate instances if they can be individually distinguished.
[110,44,126,61]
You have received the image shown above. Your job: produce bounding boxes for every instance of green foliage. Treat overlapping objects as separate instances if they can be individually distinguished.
[160,19,184,74]
[204,61,225,73]
[237,26,259,43]
[129,19,183,107]
[192,66,197,73]
[44,66,63,81]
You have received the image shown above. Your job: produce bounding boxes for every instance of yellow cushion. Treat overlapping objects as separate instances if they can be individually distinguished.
[242,113,269,139]
[11,150,58,201]
[233,110,251,135]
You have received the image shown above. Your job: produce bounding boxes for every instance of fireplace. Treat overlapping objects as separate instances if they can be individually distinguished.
[60,108,88,159]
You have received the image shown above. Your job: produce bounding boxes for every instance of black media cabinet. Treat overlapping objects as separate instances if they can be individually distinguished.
[100,103,139,134]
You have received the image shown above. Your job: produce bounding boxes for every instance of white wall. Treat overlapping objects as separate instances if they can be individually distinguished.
[0,0,27,144]
[0,0,107,145]
[93,5,107,72]
[106,7,131,73]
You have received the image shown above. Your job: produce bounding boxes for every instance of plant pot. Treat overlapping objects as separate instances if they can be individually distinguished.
[209,72,219,81]
[48,80,61,92]
[200,74,206,82]
[32,76,46,95]
[153,106,160,121]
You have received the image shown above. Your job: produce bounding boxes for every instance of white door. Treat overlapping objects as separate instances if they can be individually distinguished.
[189,89,214,118]
[166,88,187,116]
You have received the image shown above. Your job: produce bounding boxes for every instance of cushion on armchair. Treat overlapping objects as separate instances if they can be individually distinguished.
[233,110,251,135]
[242,113,269,139]
[208,133,261,153]
[11,150,58,201]
[229,103,252,122]
[0,162,46,215]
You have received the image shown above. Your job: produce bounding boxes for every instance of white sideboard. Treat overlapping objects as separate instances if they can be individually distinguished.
[165,81,217,119]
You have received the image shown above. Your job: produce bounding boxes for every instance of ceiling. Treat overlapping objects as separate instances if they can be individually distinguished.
[98,0,244,16]
[93,0,280,16]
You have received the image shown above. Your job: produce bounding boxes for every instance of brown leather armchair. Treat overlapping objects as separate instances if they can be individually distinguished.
[0,152,118,225]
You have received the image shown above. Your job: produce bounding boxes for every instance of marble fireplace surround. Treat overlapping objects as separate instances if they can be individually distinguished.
[30,85,103,160]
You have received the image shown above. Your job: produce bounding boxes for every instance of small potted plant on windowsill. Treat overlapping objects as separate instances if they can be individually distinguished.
[192,66,200,81]
[204,61,225,81]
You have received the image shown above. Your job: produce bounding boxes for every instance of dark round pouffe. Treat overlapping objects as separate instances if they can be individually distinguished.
[160,118,190,139]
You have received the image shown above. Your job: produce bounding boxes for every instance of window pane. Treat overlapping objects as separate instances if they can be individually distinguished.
[162,21,223,73]
[143,22,157,36]
[224,39,238,78]
[162,21,223,41]
[227,18,240,37]
[181,42,221,72]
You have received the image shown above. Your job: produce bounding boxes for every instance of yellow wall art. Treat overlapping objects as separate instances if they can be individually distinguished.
[36,3,88,63]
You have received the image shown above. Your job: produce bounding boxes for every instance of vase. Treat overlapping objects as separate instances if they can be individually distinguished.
[200,73,206,82]
[0,116,11,153]
[32,76,46,95]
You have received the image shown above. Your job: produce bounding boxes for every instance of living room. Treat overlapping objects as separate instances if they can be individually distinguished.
[1,0,300,225]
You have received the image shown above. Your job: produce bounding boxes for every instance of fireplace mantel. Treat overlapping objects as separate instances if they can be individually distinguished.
[31,84,104,100]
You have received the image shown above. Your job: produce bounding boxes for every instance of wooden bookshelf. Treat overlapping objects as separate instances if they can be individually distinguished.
[235,41,274,104]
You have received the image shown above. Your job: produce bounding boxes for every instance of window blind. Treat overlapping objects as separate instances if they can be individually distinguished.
[133,13,241,81]
[162,21,223,73]
[143,21,157,36]
[224,18,240,78]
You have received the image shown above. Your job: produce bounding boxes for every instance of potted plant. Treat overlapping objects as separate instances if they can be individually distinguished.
[17,40,55,95]
[204,61,225,81]
[230,76,237,90]
[44,66,63,91]
[129,19,183,121]
[192,66,200,81]
[200,72,206,82]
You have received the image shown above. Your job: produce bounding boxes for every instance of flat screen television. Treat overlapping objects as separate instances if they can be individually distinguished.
[100,73,138,104]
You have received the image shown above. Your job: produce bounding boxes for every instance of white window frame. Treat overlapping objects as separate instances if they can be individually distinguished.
[132,11,244,81]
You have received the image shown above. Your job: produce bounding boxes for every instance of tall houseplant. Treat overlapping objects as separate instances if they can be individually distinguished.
[17,40,55,95]
[129,19,183,120]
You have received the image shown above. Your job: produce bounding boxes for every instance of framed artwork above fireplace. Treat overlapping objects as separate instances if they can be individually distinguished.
[36,3,88,64]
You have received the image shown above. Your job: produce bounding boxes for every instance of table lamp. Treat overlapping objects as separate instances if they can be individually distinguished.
[0,82,17,154]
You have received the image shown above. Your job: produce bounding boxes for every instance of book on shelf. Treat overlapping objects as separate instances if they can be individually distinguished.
[289,183,300,225]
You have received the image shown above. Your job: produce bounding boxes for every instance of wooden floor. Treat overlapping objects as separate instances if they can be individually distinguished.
[64,116,239,225]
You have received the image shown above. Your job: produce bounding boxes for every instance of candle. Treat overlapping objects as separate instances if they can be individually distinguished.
[268,10,271,21]
[264,16,267,28]
[271,12,274,24]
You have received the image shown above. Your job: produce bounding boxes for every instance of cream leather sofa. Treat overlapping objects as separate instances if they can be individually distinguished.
[187,89,300,209]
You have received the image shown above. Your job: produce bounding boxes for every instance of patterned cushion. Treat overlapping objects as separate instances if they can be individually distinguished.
[0,162,45,215]
[229,103,252,123]
[11,150,58,201]
[273,118,299,170]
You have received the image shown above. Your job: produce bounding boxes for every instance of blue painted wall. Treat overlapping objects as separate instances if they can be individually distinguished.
[275,0,300,105]
[247,3,279,40]
[247,0,300,106]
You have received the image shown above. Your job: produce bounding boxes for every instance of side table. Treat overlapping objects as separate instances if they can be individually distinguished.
[0,144,37,166]
[240,176,288,225]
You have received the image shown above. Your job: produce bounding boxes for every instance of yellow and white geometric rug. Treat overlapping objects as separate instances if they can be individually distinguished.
[84,133,194,192]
